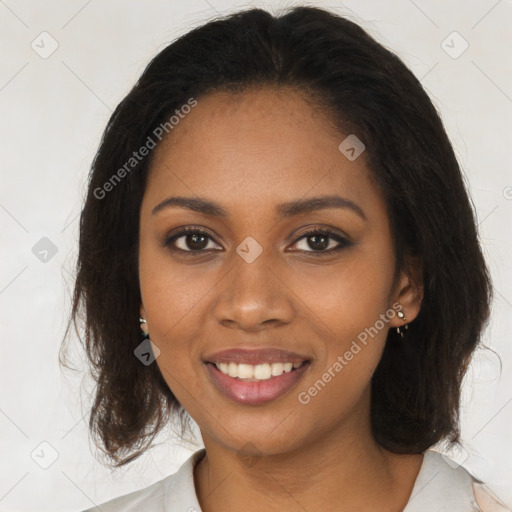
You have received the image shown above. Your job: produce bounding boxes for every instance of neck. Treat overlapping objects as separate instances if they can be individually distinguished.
[194,398,423,512]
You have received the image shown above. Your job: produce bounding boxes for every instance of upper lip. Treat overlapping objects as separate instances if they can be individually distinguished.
[203,348,311,365]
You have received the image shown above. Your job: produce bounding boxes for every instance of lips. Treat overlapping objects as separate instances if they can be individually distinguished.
[203,348,312,405]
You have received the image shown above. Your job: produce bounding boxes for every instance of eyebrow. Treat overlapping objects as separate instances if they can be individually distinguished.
[151,195,367,221]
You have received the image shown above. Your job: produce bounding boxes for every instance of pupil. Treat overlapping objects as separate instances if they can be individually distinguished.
[188,234,207,250]
[309,235,328,250]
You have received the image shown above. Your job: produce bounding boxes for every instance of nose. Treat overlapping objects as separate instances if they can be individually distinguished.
[212,250,296,332]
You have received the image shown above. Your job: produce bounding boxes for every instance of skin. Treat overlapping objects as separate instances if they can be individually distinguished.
[138,86,423,512]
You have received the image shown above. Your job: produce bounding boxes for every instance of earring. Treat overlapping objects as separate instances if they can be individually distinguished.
[396,310,409,338]
[139,316,149,338]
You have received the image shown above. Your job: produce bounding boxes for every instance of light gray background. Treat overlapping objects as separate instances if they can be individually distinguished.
[1,1,511,510]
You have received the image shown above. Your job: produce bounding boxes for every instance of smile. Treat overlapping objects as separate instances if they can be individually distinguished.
[203,348,312,405]
[213,361,305,380]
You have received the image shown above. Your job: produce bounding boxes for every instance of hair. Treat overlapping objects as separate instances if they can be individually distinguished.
[61,5,492,467]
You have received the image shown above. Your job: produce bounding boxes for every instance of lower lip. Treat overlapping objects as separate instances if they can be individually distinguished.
[205,362,310,405]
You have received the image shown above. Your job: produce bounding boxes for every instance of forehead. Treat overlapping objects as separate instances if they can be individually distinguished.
[143,86,384,219]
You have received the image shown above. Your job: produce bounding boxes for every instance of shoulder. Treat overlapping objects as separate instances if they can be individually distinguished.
[81,478,165,512]
[81,449,205,512]
[472,481,512,512]
[404,449,510,512]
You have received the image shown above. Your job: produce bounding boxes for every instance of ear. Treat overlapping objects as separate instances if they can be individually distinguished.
[389,257,423,328]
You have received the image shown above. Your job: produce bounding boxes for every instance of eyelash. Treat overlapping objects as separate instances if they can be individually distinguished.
[164,226,352,257]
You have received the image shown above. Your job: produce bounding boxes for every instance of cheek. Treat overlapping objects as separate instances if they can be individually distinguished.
[139,257,208,407]
[291,249,395,344]
[139,243,217,336]
[296,285,391,423]
[138,247,217,396]
[292,248,395,407]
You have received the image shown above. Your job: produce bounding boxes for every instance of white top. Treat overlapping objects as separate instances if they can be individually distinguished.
[82,449,510,511]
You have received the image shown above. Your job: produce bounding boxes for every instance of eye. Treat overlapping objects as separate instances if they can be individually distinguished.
[290,228,352,255]
[164,227,222,254]
[164,226,352,256]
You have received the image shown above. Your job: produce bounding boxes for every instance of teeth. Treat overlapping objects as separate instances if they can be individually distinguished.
[254,363,271,380]
[238,364,254,379]
[271,362,284,376]
[215,361,304,380]
[228,362,238,378]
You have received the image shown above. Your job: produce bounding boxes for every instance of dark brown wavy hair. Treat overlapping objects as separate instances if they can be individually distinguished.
[60,6,492,467]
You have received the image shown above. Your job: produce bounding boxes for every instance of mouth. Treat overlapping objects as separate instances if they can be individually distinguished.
[203,348,312,405]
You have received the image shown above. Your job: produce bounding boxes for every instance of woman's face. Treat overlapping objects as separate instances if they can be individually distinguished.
[138,87,418,456]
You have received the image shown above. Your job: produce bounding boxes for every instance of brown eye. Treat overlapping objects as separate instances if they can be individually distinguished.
[292,229,352,254]
[164,228,222,253]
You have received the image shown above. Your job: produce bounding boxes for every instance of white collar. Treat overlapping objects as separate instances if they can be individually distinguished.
[403,449,479,511]
[162,448,481,511]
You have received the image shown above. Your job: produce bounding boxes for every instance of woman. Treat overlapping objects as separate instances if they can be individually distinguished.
[66,6,509,511]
